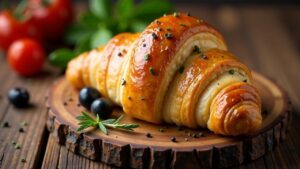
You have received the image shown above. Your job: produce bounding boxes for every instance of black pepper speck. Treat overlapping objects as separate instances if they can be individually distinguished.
[15,144,21,149]
[200,54,208,60]
[21,158,26,163]
[149,67,155,75]
[2,122,10,128]
[193,45,201,54]
[121,79,126,86]
[165,33,173,39]
[146,133,152,138]
[178,66,185,74]
[229,69,235,75]
[180,23,187,27]
[155,20,161,24]
[152,33,158,39]
[19,128,24,133]
[144,54,150,61]
[170,136,177,142]
[158,128,165,132]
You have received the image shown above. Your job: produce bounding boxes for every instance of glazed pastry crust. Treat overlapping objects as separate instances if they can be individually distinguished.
[121,14,227,123]
[65,13,262,136]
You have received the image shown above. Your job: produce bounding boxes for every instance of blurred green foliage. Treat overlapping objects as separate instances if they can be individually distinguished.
[50,0,173,68]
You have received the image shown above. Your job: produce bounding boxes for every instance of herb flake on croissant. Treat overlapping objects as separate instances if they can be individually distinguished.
[66,13,262,136]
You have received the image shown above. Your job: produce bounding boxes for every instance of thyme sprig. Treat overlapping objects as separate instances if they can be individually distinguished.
[76,112,139,135]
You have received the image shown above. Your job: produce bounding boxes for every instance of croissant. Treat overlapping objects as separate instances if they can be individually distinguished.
[66,13,262,136]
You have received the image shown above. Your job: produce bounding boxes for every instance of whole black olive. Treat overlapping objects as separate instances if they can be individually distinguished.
[7,87,30,107]
[90,98,113,119]
[79,87,101,110]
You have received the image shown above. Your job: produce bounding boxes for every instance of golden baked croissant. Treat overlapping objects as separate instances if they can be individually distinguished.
[66,13,262,136]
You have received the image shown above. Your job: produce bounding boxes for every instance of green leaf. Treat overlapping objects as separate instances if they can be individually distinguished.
[90,0,112,20]
[74,36,92,55]
[114,124,139,130]
[14,0,29,21]
[96,114,100,123]
[81,112,96,121]
[102,118,116,124]
[77,124,91,132]
[98,122,108,135]
[135,0,173,21]
[130,20,148,32]
[116,0,134,20]
[64,24,95,45]
[90,28,113,48]
[78,12,101,28]
[49,49,75,69]
[113,114,124,124]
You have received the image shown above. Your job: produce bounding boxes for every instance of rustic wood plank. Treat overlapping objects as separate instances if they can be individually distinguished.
[42,135,115,169]
[240,7,300,112]
[0,55,60,169]
[237,6,300,169]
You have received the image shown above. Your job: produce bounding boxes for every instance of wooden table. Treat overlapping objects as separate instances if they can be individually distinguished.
[0,4,299,169]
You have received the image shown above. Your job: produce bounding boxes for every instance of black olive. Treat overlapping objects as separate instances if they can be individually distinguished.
[90,98,113,119]
[79,87,101,110]
[7,87,30,107]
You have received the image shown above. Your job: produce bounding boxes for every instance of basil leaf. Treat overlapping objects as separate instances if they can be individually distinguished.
[116,0,134,20]
[64,24,95,45]
[135,0,173,21]
[79,12,101,29]
[90,28,113,48]
[49,48,75,69]
[90,0,112,20]
[74,36,92,55]
[130,20,148,32]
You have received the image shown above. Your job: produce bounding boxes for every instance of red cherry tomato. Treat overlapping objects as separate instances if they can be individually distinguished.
[7,38,45,77]
[28,0,73,40]
[0,10,42,51]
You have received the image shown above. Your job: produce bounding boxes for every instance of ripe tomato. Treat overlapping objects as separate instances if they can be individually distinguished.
[7,38,45,77]
[28,0,73,40]
[0,10,42,51]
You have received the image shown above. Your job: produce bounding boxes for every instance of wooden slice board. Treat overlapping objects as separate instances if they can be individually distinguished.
[46,72,292,169]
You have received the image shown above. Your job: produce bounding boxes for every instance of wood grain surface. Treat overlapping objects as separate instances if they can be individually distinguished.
[46,72,291,169]
[0,4,299,169]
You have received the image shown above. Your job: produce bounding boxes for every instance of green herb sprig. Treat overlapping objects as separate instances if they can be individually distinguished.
[76,112,139,135]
